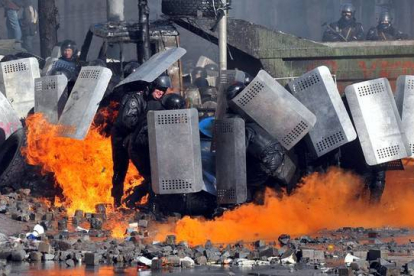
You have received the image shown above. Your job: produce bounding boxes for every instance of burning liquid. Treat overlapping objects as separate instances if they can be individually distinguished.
[23,112,142,215]
[156,162,414,246]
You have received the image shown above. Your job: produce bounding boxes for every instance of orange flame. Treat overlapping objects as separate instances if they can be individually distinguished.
[23,111,142,215]
[156,162,414,246]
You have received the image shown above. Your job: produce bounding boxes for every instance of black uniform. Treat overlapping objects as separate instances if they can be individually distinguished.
[322,18,365,42]
[366,25,408,41]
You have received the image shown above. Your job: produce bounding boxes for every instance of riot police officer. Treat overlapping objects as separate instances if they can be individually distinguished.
[59,40,78,63]
[111,74,172,208]
[322,3,365,42]
[366,11,408,41]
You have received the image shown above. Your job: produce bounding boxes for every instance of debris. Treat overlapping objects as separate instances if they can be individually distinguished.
[84,253,100,266]
[137,256,152,266]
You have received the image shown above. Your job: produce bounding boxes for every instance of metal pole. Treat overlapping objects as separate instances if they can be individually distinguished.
[107,0,125,21]
[218,1,227,71]
[138,0,151,63]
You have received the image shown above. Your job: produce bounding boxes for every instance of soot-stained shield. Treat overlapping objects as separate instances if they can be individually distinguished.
[58,66,112,140]
[345,78,410,165]
[0,57,40,118]
[0,92,21,146]
[215,118,247,205]
[148,109,203,195]
[288,66,357,157]
[34,75,68,124]
[396,75,414,156]
[230,70,316,150]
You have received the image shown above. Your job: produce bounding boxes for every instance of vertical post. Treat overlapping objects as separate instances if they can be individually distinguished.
[38,0,59,58]
[138,0,151,63]
[107,0,125,21]
[218,0,227,71]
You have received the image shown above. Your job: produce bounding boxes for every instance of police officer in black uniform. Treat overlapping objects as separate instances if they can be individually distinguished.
[366,11,408,41]
[322,3,365,42]
[110,74,172,207]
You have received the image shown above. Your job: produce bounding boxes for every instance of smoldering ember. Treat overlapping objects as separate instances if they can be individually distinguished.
[1,1,414,275]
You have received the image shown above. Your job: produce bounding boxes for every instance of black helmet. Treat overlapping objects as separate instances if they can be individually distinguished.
[153,74,172,91]
[204,63,219,72]
[123,61,141,78]
[60,40,78,61]
[226,82,246,101]
[244,73,253,86]
[162,93,185,110]
[200,86,217,98]
[194,77,209,89]
[378,11,392,29]
[88,59,106,67]
[192,67,207,80]
[341,3,355,14]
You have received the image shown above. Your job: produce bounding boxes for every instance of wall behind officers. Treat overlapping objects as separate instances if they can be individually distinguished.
[322,3,364,42]
[366,11,408,41]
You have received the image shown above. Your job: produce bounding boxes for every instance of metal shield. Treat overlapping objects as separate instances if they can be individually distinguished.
[115,47,186,88]
[34,75,68,124]
[215,118,247,205]
[148,108,203,195]
[345,78,410,165]
[288,66,357,157]
[58,66,112,140]
[0,92,21,147]
[396,75,414,156]
[230,70,317,150]
[0,57,40,118]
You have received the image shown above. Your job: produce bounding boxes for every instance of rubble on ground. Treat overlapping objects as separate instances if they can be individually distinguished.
[1,190,414,275]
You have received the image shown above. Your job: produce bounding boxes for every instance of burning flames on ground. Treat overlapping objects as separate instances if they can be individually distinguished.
[23,110,142,215]
[156,161,414,246]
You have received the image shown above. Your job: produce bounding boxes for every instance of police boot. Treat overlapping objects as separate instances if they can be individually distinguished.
[124,180,150,209]
[111,173,125,208]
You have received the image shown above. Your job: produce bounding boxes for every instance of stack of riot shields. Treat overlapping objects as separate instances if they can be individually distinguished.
[396,76,414,157]
[0,57,40,118]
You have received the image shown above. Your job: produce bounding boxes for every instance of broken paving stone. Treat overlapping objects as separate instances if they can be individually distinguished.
[11,250,26,262]
[254,240,266,248]
[65,259,75,267]
[42,213,54,221]
[151,258,162,270]
[90,218,103,230]
[259,247,278,258]
[55,240,72,251]
[138,220,148,228]
[353,250,368,260]
[74,210,83,218]
[95,204,106,214]
[84,253,100,266]
[38,241,51,254]
[57,219,67,231]
[72,217,81,226]
[196,256,207,265]
[166,255,181,267]
[338,267,353,276]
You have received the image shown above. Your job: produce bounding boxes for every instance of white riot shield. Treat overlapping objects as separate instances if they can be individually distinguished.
[148,109,203,195]
[34,75,68,124]
[115,47,186,88]
[345,78,410,165]
[288,66,357,157]
[230,70,317,150]
[58,66,112,140]
[215,118,247,205]
[0,57,40,118]
[396,75,414,156]
[0,92,22,147]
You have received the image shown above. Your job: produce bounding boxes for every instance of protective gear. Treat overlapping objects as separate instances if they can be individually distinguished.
[162,93,185,110]
[152,74,172,92]
[226,82,246,101]
[191,67,207,80]
[322,4,364,42]
[366,11,408,41]
[194,77,209,89]
[1,55,17,62]
[48,67,75,82]
[123,61,141,78]
[200,86,217,102]
[244,73,253,86]
[88,59,106,67]
[59,40,78,62]
[204,63,219,72]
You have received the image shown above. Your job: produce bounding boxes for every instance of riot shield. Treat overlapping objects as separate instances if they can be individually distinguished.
[215,118,247,205]
[345,78,410,165]
[229,70,316,150]
[34,75,68,124]
[288,66,357,157]
[148,108,203,195]
[0,92,21,147]
[396,75,414,156]
[58,66,112,140]
[42,58,77,78]
[0,57,40,118]
[115,47,186,88]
